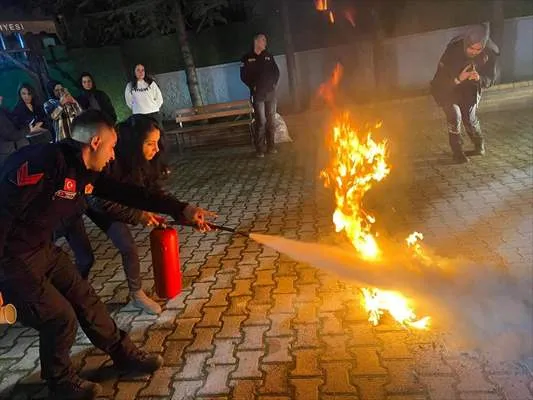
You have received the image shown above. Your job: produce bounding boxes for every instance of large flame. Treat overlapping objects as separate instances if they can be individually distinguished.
[320,64,430,329]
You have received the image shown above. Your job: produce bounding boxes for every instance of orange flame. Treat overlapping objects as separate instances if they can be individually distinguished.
[319,64,430,330]
[344,9,356,27]
[329,10,335,23]
[315,0,328,11]
[318,63,343,107]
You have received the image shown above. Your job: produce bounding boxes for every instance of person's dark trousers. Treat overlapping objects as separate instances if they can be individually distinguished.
[441,101,483,156]
[60,217,95,279]
[106,222,142,292]
[252,91,277,154]
[65,218,142,292]
[0,245,137,384]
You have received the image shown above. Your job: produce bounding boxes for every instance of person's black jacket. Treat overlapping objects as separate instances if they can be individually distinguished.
[430,37,499,106]
[86,159,163,232]
[0,140,188,260]
[0,108,29,167]
[11,101,51,132]
[77,89,117,123]
[240,50,280,101]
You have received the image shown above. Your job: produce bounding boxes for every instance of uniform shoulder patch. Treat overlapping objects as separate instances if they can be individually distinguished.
[16,162,44,187]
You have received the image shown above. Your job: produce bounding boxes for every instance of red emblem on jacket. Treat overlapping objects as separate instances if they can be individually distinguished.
[84,184,94,194]
[64,178,76,192]
[16,162,44,186]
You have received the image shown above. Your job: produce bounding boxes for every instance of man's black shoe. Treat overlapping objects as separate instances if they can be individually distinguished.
[49,375,102,400]
[453,152,470,164]
[111,347,163,374]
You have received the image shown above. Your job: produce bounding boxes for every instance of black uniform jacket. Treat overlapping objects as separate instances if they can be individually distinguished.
[240,50,280,101]
[430,37,499,106]
[0,140,188,260]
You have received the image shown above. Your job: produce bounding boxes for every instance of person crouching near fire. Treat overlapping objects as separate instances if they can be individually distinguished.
[0,110,215,399]
[66,114,177,314]
[430,23,499,164]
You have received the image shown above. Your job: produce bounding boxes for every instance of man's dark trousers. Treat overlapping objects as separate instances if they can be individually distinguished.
[0,245,133,382]
[252,91,277,154]
[441,100,483,155]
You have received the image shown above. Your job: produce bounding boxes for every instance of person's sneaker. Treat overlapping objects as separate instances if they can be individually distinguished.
[453,152,469,164]
[267,148,278,154]
[256,152,265,158]
[49,375,102,400]
[474,142,485,156]
[130,290,162,315]
[111,347,164,374]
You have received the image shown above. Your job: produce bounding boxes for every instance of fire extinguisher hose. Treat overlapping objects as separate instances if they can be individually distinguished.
[168,221,250,237]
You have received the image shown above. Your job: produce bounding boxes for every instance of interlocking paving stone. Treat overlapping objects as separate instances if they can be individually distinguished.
[1,106,532,400]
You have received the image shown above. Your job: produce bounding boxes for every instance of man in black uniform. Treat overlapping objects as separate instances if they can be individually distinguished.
[0,110,214,400]
[240,33,280,158]
[430,23,499,164]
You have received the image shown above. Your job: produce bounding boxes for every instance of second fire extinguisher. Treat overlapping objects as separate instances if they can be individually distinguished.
[150,226,182,299]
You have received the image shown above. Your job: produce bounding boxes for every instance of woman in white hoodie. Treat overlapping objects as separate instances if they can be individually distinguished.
[125,64,170,174]
[125,64,164,122]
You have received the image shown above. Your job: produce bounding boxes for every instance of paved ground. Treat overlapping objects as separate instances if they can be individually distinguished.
[1,105,532,400]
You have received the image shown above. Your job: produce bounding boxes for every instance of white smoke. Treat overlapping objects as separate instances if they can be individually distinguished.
[249,233,533,361]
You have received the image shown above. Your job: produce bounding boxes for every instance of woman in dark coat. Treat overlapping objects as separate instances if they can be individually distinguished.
[68,114,173,314]
[0,96,29,167]
[77,72,117,123]
[11,82,53,144]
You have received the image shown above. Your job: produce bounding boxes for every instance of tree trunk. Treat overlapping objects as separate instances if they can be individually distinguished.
[491,0,504,49]
[280,0,301,112]
[176,1,203,107]
[371,7,386,100]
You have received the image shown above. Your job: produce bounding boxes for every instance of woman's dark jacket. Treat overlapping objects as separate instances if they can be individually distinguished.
[0,108,29,166]
[77,89,117,123]
[430,37,499,106]
[12,101,52,131]
[86,160,162,231]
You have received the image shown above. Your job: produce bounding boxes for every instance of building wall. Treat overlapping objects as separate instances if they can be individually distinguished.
[156,16,533,120]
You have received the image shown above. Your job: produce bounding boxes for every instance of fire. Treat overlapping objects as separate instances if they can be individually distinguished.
[320,114,389,260]
[315,0,328,11]
[318,63,343,107]
[320,63,430,329]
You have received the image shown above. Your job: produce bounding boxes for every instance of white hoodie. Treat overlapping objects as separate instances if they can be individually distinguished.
[125,79,163,114]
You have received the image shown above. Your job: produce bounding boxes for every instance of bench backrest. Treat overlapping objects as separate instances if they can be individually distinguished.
[175,99,253,123]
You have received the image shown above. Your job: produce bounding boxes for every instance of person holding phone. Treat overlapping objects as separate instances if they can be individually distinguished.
[44,80,83,142]
[0,95,30,167]
[430,23,499,164]
[12,82,53,144]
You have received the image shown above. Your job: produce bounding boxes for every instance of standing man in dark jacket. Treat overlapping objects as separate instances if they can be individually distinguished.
[430,23,499,164]
[77,72,118,123]
[0,110,214,400]
[240,33,280,157]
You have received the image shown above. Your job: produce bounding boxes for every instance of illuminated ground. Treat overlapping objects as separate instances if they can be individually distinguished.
[1,104,532,399]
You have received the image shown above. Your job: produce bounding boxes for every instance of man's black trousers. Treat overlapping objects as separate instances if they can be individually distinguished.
[0,245,133,383]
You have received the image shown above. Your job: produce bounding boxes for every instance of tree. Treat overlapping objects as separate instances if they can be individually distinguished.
[175,0,204,107]
[279,0,301,111]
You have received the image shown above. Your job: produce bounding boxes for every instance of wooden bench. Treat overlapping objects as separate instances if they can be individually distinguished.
[167,99,254,153]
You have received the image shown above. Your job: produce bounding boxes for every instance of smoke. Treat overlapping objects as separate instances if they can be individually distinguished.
[249,232,533,361]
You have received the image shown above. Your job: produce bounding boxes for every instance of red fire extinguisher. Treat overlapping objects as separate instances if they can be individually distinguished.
[150,226,182,299]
